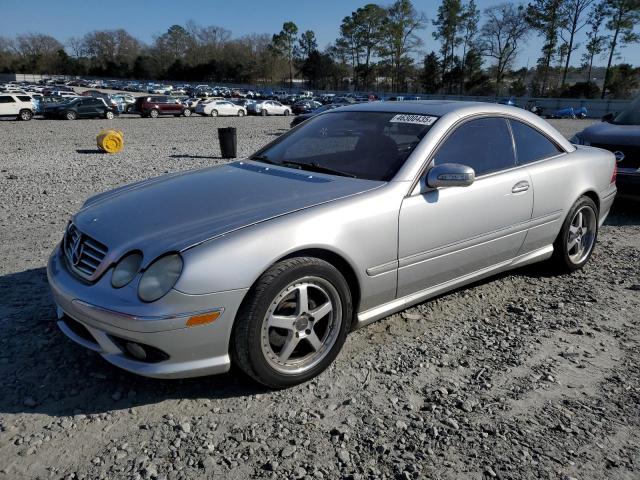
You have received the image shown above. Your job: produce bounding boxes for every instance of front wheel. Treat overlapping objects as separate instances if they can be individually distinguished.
[105,111,114,119]
[149,109,159,118]
[551,196,598,272]
[284,109,291,116]
[260,109,267,116]
[232,257,352,388]
[238,110,245,117]
[65,110,77,120]
[210,109,218,117]
[183,108,192,117]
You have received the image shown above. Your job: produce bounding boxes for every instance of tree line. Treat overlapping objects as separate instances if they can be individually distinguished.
[0,0,638,98]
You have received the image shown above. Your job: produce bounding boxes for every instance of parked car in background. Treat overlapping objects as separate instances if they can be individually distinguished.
[43,97,118,120]
[247,100,291,116]
[0,93,35,120]
[134,96,193,118]
[571,96,640,199]
[289,103,348,127]
[292,100,322,115]
[195,99,247,117]
[111,94,136,113]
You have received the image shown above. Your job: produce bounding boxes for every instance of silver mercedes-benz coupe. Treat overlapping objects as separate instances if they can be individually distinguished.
[48,101,617,388]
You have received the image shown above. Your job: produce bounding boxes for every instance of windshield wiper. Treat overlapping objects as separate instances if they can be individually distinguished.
[281,160,357,178]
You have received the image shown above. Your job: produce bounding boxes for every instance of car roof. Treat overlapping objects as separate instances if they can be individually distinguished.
[329,99,575,155]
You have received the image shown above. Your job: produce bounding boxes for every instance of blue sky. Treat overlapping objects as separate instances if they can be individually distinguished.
[0,0,638,69]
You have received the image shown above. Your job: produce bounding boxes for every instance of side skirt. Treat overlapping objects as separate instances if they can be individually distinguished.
[355,245,553,328]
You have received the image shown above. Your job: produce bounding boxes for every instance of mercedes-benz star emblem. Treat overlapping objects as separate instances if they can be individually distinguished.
[614,151,625,163]
[70,234,83,266]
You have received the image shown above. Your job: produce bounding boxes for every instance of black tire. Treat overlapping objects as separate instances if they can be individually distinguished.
[238,110,244,117]
[232,257,353,388]
[284,109,291,116]
[183,108,192,117]
[210,109,218,117]
[18,109,33,121]
[261,109,267,116]
[65,110,77,120]
[149,109,159,118]
[105,111,114,119]
[551,195,599,272]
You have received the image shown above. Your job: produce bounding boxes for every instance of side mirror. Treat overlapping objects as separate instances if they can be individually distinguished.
[602,113,614,123]
[427,163,475,188]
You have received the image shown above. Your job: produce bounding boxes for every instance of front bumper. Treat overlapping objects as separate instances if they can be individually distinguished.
[47,244,248,379]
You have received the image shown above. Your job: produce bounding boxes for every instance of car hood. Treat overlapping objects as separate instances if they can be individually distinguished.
[73,161,383,266]
[579,122,640,146]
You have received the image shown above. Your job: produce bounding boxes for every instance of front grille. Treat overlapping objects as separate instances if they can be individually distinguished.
[63,224,108,280]
[591,143,640,169]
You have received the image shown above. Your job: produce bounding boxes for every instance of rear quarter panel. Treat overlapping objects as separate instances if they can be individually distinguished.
[521,146,616,253]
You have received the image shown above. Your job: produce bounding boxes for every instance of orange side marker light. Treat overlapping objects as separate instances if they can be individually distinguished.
[186,311,221,327]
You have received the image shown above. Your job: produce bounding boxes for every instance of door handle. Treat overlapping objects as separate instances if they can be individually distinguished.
[512,181,530,193]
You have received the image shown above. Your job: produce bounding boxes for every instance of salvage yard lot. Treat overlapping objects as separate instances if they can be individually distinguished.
[0,116,638,480]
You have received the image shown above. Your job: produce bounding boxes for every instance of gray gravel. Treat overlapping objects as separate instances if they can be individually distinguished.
[0,115,638,480]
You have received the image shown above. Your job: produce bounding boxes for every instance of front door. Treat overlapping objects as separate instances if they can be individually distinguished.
[397,117,533,297]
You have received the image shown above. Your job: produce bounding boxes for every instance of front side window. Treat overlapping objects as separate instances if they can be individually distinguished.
[510,119,563,164]
[433,117,516,176]
[252,111,437,181]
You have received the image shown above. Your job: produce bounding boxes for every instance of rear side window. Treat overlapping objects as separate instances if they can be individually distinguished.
[434,117,516,176]
[17,96,32,102]
[0,96,15,103]
[510,119,563,164]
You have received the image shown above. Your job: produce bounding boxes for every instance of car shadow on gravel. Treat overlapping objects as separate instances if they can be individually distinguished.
[0,267,268,417]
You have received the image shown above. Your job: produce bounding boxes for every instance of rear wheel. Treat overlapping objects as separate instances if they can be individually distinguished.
[551,196,598,272]
[261,109,267,116]
[149,109,159,118]
[65,110,77,120]
[232,257,352,388]
[105,111,114,119]
[238,110,245,117]
[284,109,291,116]
[210,109,218,117]
[183,108,192,117]
[18,109,33,121]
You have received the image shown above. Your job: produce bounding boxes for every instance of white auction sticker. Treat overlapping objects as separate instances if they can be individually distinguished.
[390,114,437,125]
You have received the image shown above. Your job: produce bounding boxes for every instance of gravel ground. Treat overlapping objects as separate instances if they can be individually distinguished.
[0,115,638,480]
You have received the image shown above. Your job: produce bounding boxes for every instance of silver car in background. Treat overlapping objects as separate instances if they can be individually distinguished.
[47,101,617,388]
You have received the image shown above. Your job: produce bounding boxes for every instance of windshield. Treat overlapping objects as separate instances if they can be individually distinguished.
[252,111,437,181]
[613,97,640,125]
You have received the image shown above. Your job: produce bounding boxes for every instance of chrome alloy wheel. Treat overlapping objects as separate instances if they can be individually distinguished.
[260,277,342,374]
[567,205,597,264]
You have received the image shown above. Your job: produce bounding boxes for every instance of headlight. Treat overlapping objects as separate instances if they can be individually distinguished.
[111,252,143,288]
[137,253,183,302]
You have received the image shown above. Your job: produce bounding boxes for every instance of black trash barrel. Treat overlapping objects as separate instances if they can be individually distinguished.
[218,127,237,159]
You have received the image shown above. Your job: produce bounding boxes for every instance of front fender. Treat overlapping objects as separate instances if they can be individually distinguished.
[173,182,408,312]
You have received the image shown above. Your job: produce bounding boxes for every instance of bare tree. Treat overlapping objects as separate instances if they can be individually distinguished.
[581,1,608,82]
[601,0,640,98]
[379,0,427,92]
[480,4,530,95]
[559,0,594,86]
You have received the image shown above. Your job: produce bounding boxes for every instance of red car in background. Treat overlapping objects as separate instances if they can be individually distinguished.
[133,96,193,118]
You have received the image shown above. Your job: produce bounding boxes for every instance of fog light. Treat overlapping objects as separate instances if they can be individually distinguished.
[125,342,147,360]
